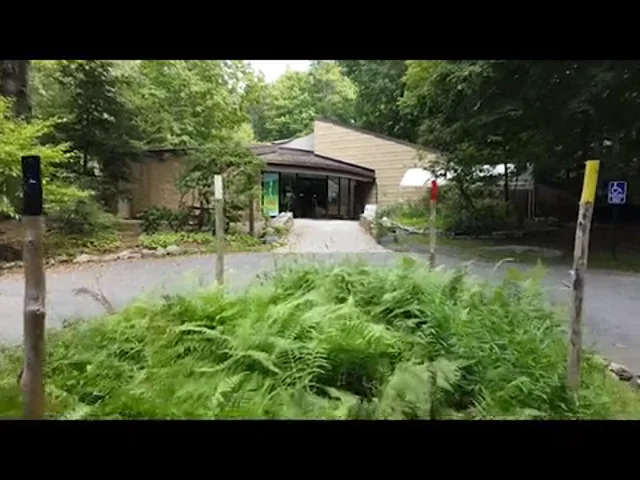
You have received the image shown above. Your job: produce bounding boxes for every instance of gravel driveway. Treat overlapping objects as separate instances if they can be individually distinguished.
[1,219,639,373]
[276,219,388,253]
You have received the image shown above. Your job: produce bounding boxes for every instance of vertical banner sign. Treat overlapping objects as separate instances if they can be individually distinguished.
[262,172,279,217]
[214,175,223,200]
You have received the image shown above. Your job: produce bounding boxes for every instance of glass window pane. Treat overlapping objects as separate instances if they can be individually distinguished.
[328,177,339,217]
[280,173,296,214]
[340,177,349,219]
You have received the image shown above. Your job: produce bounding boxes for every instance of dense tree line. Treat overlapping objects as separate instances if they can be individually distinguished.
[340,60,640,195]
[1,60,264,217]
[3,59,640,218]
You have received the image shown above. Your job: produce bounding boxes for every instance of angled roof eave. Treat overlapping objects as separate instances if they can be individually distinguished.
[277,146,375,174]
[259,146,375,179]
[273,132,315,152]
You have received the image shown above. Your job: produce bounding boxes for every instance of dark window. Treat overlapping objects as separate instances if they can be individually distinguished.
[327,177,340,217]
[339,177,349,218]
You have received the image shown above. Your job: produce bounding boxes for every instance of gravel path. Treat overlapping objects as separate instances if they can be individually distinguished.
[0,219,639,373]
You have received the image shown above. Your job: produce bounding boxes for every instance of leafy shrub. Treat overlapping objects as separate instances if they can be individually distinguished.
[0,260,637,420]
[140,205,238,235]
[168,208,191,232]
[140,207,175,234]
[378,201,429,229]
[227,233,264,250]
[46,184,116,236]
[437,187,509,236]
[46,231,121,257]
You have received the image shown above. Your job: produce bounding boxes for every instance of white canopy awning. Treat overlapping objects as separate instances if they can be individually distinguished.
[400,168,450,187]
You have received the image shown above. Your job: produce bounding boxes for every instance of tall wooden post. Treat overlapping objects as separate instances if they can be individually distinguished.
[214,175,225,285]
[248,195,255,237]
[567,159,600,393]
[21,155,46,419]
[428,180,438,270]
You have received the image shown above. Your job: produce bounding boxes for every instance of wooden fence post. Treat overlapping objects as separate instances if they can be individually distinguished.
[567,159,600,394]
[21,155,46,419]
[214,175,225,285]
[428,180,438,270]
[248,195,255,237]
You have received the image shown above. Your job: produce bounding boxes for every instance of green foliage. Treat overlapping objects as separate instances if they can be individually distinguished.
[400,60,640,191]
[139,231,214,249]
[178,143,263,228]
[139,206,189,234]
[338,60,417,141]
[381,186,509,236]
[51,61,143,198]
[129,60,251,147]
[138,231,264,252]
[0,97,74,217]
[46,185,116,236]
[378,201,431,230]
[226,233,264,250]
[0,261,637,419]
[438,187,509,236]
[250,61,357,142]
[45,231,121,257]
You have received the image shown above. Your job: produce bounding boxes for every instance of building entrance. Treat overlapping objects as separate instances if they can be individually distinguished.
[296,176,328,218]
[264,171,372,220]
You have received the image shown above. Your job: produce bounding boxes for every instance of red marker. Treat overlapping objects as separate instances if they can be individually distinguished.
[430,180,438,202]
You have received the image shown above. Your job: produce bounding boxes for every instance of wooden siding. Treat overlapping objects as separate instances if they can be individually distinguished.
[130,155,186,216]
[313,119,440,206]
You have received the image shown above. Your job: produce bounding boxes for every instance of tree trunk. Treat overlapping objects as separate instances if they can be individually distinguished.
[456,179,477,214]
[503,162,510,218]
[0,60,31,119]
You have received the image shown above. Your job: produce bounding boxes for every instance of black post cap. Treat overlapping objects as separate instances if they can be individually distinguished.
[22,155,43,216]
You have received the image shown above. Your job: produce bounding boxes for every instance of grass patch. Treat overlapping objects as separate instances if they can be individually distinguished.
[387,228,640,273]
[382,202,640,272]
[0,219,140,262]
[0,259,637,419]
[138,232,216,249]
[0,219,277,267]
[138,231,271,253]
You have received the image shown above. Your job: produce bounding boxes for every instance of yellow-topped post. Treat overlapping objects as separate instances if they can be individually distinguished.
[580,160,600,204]
[567,159,600,394]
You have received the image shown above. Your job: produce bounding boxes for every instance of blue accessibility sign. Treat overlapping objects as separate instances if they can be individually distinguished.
[608,181,627,205]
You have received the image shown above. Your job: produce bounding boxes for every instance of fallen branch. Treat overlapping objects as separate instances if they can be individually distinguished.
[492,257,515,273]
[72,286,115,314]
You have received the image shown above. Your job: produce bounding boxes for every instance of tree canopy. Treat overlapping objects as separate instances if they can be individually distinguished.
[5,59,640,213]
[249,61,357,142]
[398,60,640,190]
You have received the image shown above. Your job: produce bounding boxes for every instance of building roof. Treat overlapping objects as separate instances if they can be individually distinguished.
[274,133,315,152]
[251,145,375,179]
